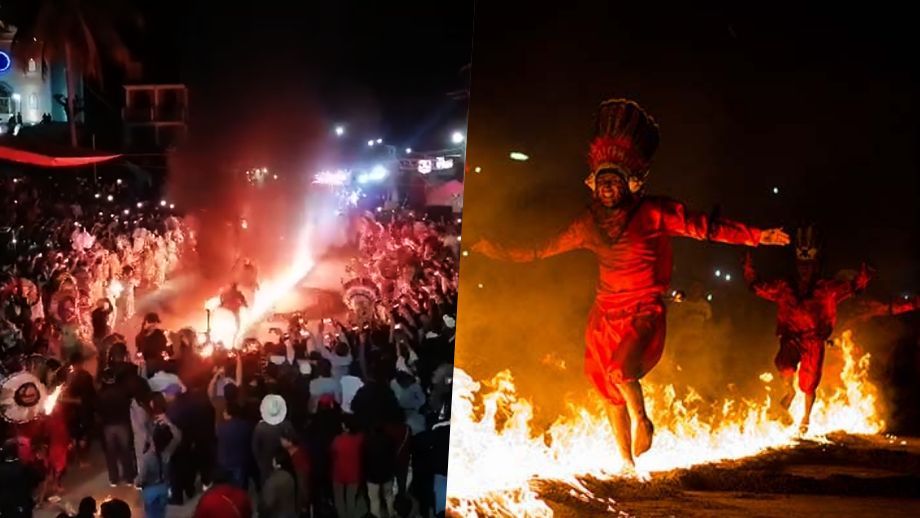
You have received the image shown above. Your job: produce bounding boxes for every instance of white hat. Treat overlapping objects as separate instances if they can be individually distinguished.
[296,359,312,375]
[259,394,287,426]
[442,315,456,329]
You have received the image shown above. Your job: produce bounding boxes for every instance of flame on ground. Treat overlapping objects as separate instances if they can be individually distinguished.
[447,330,883,517]
[194,224,316,349]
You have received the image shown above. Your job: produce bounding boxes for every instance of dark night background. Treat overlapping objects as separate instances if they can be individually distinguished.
[79,0,473,170]
[457,3,919,432]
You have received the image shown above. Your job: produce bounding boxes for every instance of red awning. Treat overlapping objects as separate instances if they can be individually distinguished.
[0,139,121,167]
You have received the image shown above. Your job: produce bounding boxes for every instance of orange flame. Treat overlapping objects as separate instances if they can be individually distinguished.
[447,330,883,516]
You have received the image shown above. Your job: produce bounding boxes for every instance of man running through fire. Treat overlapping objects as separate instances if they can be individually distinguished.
[473,99,790,469]
[744,225,872,434]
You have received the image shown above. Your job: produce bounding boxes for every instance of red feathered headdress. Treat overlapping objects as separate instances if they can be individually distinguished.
[586,99,659,192]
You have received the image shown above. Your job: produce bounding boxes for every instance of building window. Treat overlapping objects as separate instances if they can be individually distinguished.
[27,59,37,73]
[29,93,38,110]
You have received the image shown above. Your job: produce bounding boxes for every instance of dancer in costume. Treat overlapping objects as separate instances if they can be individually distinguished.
[743,225,871,433]
[473,99,790,467]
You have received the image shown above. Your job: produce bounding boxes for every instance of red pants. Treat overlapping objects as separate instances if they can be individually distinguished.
[584,299,666,405]
[775,336,825,395]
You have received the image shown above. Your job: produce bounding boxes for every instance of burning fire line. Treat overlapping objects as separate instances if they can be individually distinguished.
[199,223,316,349]
[446,330,883,517]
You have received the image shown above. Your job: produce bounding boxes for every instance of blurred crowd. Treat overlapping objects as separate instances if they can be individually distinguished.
[0,168,458,518]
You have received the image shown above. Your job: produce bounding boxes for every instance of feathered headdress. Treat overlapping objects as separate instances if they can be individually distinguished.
[795,225,819,262]
[586,99,660,193]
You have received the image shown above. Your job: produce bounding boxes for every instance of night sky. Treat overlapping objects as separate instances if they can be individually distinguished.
[137,0,472,169]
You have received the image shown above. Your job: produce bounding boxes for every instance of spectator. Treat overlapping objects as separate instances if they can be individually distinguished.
[309,358,342,413]
[96,368,137,487]
[259,449,298,518]
[137,413,181,518]
[99,498,132,518]
[364,423,398,518]
[0,438,41,517]
[281,429,311,516]
[193,468,253,518]
[331,415,363,518]
[61,350,95,467]
[217,402,254,489]
[252,394,295,485]
[391,370,426,435]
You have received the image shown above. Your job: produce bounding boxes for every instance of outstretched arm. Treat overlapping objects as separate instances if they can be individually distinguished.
[830,263,874,303]
[656,198,789,247]
[743,252,787,302]
[472,218,585,262]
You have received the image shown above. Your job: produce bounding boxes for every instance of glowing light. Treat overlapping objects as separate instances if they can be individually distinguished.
[376,207,383,212]
[435,157,454,170]
[136,202,143,208]
[123,209,130,215]
[11,93,20,101]
[759,372,774,383]
[474,166,482,173]
[510,152,529,161]
[369,165,388,180]
[204,297,221,311]
[715,269,722,278]
[368,140,375,147]
[169,204,175,210]
[447,330,882,516]
[200,343,214,358]
[376,138,383,144]
[457,218,462,224]
[160,200,167,207]
[261,167,268,174]
[241,219,248,230]
[116,178,123,185]
[462,251,469,257]
[457,236,461,242]
[451,131,465,144]
[418,159,432,174]
[335,125,345,136]
[772,187,780,194]
[347,191,360,206]
[405,147,412,154]
[477,283,483,289]
[107,280,125,299]
[314,170,350,186]
[706,293,713,301]
[106,195,114,202]
[273,174,278,180]
[95,193,101,199]
[43,385,63,415]
[725,274,732,281]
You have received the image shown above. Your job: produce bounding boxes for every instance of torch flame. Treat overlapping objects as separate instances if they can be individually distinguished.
[43,385,63,415]
[447,330,883,516]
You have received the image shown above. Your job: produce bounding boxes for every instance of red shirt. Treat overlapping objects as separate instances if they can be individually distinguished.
[487,197,762,309]
[194,484,253,518]
[290,446,310,480]
[331,432,364,484]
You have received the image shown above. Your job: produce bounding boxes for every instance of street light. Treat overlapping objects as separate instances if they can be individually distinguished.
[451,131,465,144]
[367,140,375,147]
[335,125,345,136]
[405,147,412,154]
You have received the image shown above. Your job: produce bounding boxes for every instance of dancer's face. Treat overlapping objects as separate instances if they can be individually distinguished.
[595,171,629,208]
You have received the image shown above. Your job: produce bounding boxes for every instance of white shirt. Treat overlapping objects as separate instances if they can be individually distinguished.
[309,376,342,413]
[340,375,364,414]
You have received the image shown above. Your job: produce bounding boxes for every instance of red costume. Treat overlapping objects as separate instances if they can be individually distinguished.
[744,261,871,394]
[485,196,764,405]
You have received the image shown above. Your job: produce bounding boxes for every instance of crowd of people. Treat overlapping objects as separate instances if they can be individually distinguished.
[1,167,458,518]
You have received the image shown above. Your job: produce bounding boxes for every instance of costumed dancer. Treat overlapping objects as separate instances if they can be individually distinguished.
[743,225,872,433]
[472,99,790,468]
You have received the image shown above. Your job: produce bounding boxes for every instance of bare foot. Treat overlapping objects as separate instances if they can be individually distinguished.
[632,416,654,457]
[798,421,810,436]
